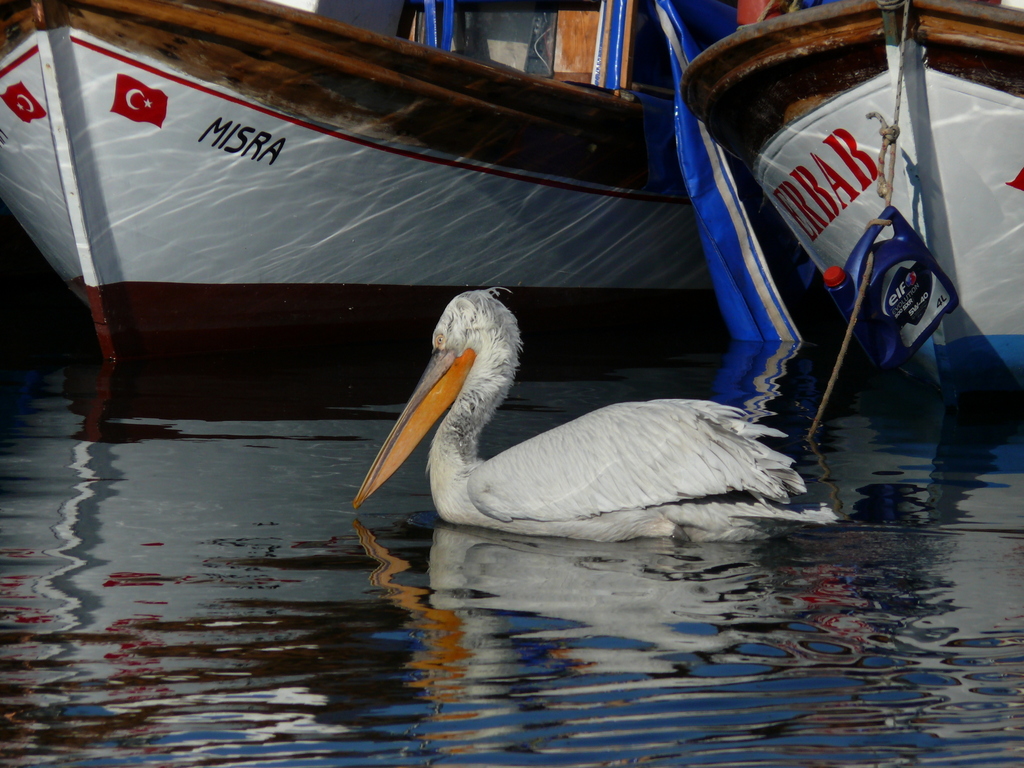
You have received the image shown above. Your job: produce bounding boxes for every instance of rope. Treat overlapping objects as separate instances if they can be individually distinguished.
[867,113,899,206]
[756,0,803,22]
[808,223,888,440]
[807,0,911,441]
[873,0,911,205]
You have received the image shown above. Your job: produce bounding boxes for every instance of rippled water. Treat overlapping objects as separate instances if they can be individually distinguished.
[3,290,1024,767]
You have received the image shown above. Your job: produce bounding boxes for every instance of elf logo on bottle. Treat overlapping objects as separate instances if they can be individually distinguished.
[887,269,918,305]
[886,263,931,326]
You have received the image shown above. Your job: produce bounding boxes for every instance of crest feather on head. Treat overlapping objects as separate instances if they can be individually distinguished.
[436,289,521,364]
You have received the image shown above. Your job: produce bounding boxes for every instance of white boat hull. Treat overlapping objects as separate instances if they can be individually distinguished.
[682,0,1024,401]
[1,2,708,358]
[754,53,1024,398]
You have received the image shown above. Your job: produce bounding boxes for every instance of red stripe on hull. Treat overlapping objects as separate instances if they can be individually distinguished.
[79,282,722,360]
[71,37,681,204]
[0,45,39,78]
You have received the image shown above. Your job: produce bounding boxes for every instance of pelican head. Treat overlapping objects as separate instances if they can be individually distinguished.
[353,289,521,508]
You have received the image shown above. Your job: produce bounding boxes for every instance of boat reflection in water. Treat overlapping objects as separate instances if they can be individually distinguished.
[2,335,1024,765]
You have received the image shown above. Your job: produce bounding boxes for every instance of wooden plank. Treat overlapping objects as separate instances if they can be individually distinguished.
[554,6,600,82]
[0,0,36,58]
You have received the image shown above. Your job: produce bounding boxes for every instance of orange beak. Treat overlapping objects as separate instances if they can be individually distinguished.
[353,347,476,508]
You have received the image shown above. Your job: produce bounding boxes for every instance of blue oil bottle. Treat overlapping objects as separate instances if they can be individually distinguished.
[823,206,959,370]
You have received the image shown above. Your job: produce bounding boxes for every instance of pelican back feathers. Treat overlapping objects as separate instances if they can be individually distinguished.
[466,400,805,525]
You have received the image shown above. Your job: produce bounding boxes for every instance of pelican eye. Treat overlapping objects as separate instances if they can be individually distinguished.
[434,333,445,349]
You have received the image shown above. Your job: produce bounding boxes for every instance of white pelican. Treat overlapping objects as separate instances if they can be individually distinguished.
[353,289,836,542]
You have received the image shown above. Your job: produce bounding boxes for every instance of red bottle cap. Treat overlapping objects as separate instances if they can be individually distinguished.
[823,265,847,288]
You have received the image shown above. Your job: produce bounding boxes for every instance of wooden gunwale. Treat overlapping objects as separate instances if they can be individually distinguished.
[0,0,34,56]
[124,6,586,136]
[203,0,627,112]
[915,0,1024,53]
[683,0,1024,160]
[681,0,883,122]
[46,0,641,122]
[20,0,652,187]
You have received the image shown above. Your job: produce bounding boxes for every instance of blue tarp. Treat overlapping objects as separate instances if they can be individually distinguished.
[650,0,802,343]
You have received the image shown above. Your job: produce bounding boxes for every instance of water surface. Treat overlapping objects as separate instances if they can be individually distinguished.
[2,304,1024,767]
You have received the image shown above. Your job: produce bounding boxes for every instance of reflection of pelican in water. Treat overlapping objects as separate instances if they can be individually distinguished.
[354,290,834,541]
[355,521,875,698]
[426,525,773,676]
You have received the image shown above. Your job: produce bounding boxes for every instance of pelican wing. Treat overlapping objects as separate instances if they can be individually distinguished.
[466,400,804,523]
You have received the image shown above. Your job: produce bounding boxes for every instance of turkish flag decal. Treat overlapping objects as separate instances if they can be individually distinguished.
[1,82,47,122]
[110,74,167,127]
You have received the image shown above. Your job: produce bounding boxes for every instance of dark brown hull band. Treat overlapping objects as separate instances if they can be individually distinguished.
[77,281,723,359]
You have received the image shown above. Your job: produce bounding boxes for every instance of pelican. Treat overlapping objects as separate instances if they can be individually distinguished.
[353,289,836,542]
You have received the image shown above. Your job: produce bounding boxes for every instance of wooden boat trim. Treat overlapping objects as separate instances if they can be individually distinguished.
[87,7,585,140]
[1,0,36,53]
[682,0,884,121]
[16,0,656,189]
[40,0,642,118]
[683,0,1024,160]
[39,0,607,134]
[915,0,1024,100]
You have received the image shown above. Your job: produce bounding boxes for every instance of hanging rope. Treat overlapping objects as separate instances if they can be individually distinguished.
[807,243,878,440]
[867,113,899,207]
[807,0,912,442]
[871,0,912,204]
[867,0,911,206]
[756,0,803,23]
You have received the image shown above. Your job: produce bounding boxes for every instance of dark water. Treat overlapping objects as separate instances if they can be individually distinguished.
[3,286,1024,767]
